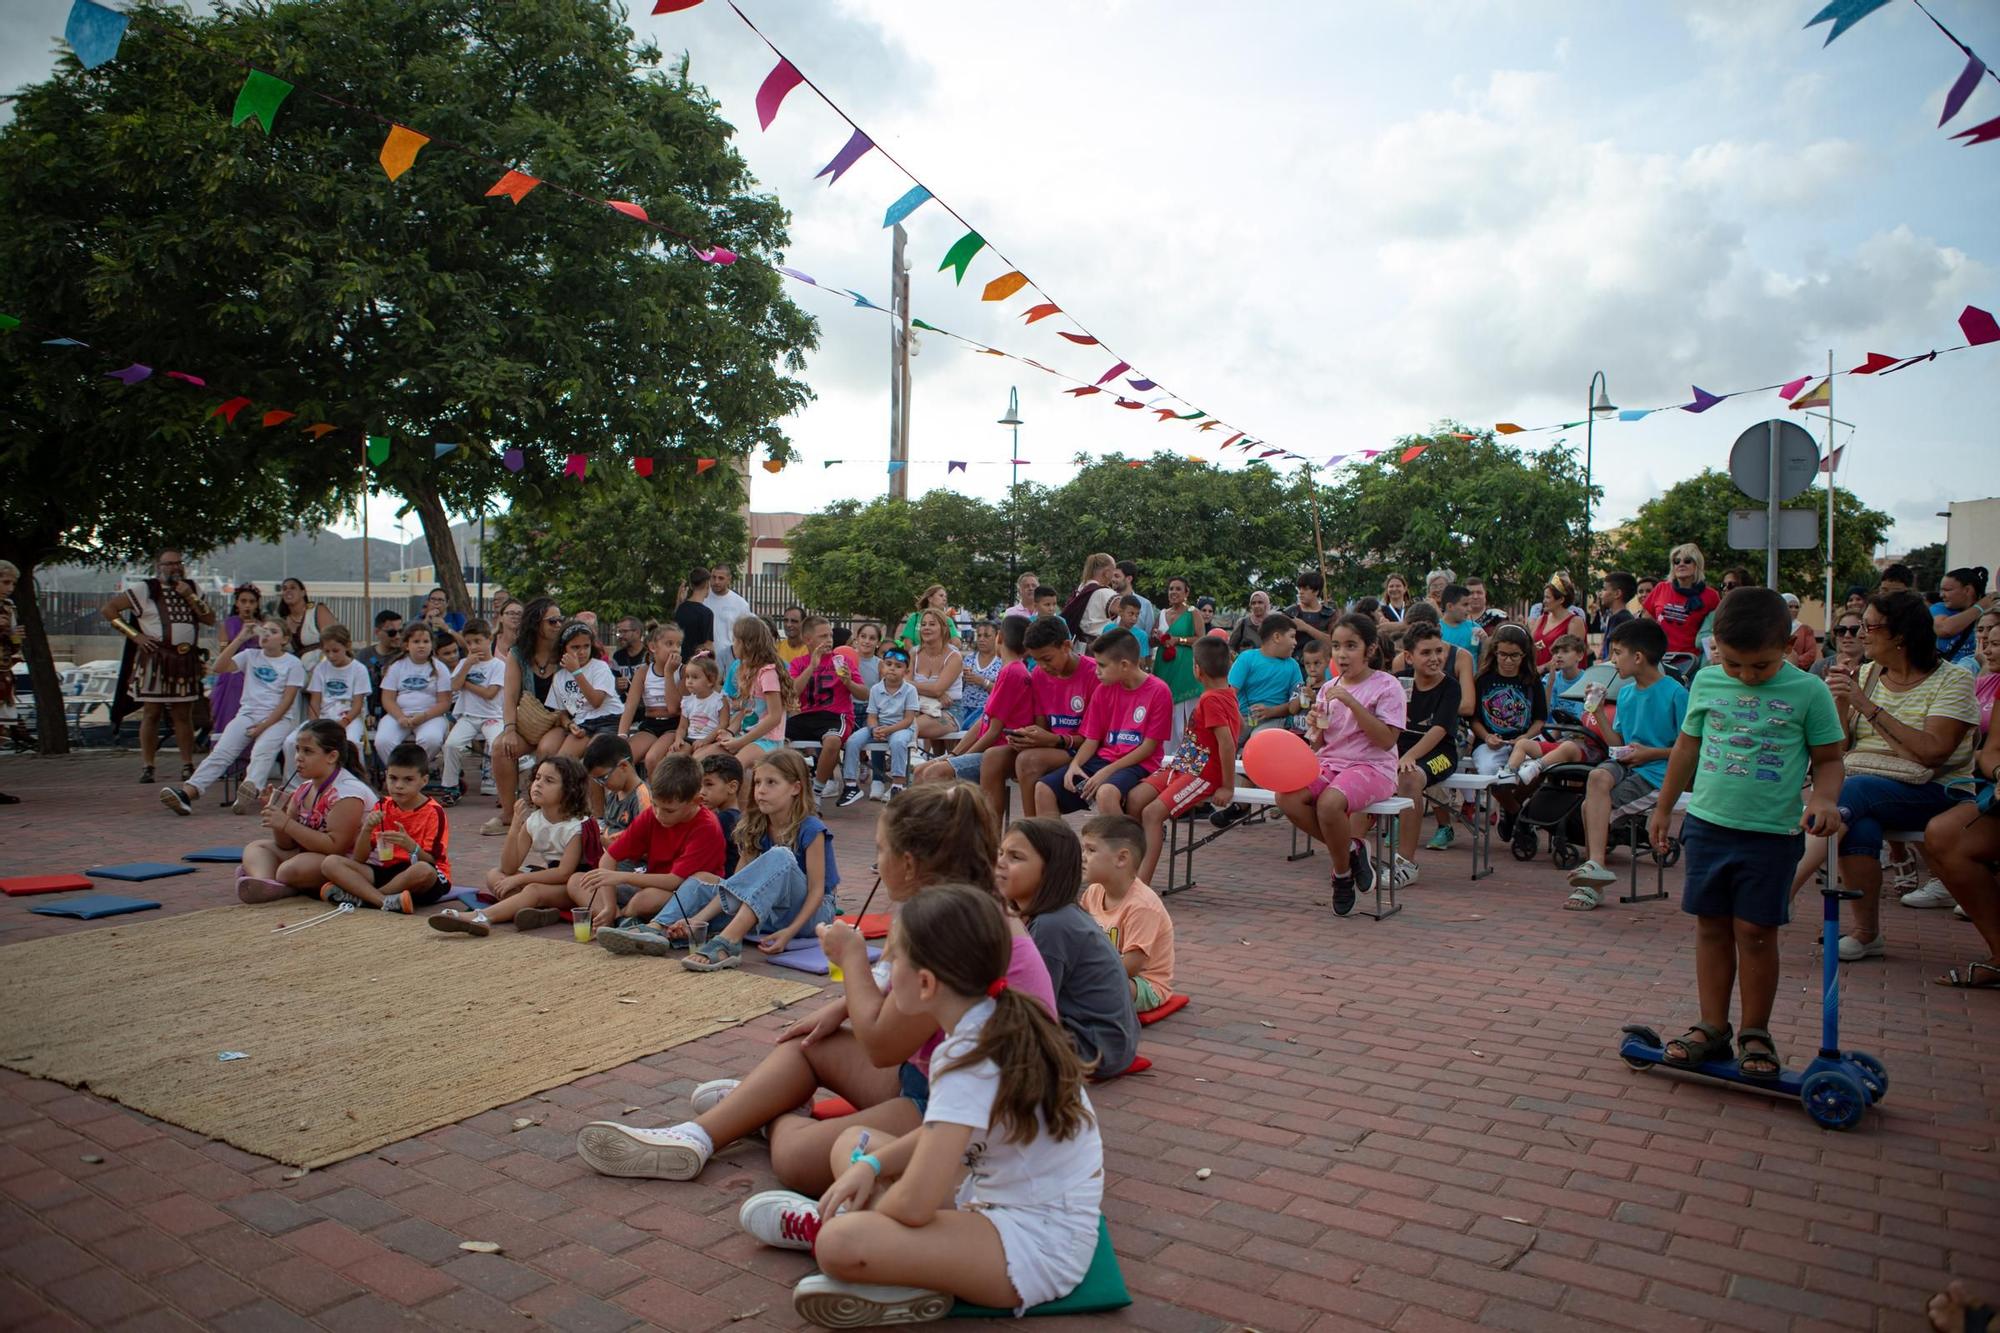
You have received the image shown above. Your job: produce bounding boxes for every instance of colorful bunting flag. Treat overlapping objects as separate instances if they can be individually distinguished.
[822,461,839,469]
[1258,449,1284,460]
[211,397,252,423]
[1066,387,1101,397]
[366,435,390,464]
[1959,305,1999,345]
[0,314,17,331]
[1400,444,1428,464]
[1325,455,1347,466]
[1848,352,1898,374]
[433,442,456,458]
[696,457,717,473]
[1804,0,1892,46]
[1057,332,1098,345]
[1022,302,1060,324]
[485,170,540,204]
[1010,458,1030,465]
[947,460,966,473]
[910,319,938,332]
[982,272,1029,302]
[1942,56,1987,126]
[1820,445,1845,473]
[814,128,873,185]
[882,186,931,228]
[755,59,804,130]
[262,410,296,428]
[231,70,293,134]
[1685,385,1723,413]
[503,448,524,471]
[762,459,785,473]
[1617,409,1652,422]
[940,232,985,285]
[696,246,738,265]
[1153,409,1177,422]
[1790,378,1832,410]
[1114,398,1144,410]
[607,200,649,222]
[1127,378,1157,392]
[1222,432,1245,448]
[1880,351,1936,374]
[305,423,337,438]
[563,453,587,479]
[1126,460,1144,469]
[653,0,705,12]
[105,363,151,385]
[1494,423,1522,434]
[887,460,906,474]
[1778,376,1809,400]
[1198,421,1220,431]
[1177,411,1205,421]
[64,0,127,70]
[378,126,429,181]
[1953,112,2000,145]
[1095,361,1132,386]
[634,457,653,477]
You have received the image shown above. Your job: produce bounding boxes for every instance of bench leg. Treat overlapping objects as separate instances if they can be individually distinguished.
[1162,810,1197,897]
[1617,820,1669,904]
[1468,787,1494,881]
[1360,813,1402,921]
[1287,820,1314,862]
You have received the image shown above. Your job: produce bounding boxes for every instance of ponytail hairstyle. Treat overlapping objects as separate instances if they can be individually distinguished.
[878,781,998,896]
[1008,817,1084,921]
[737,748,815,859]
[898,884,1093,1143]
[731,616,799,714]
[297,718,366,782]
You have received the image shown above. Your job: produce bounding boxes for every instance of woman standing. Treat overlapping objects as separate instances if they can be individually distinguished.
[1152,576,1208,745]
[1641,544,1720,658]
[276,578,336,669]
[485,596,565,836]
[1378,573,1412,624]
[1528,573,1588,671]
[897,585,960,649]
[208,584,265,736]
[1061,554,1118,644]
[1227,590,1271,656]
[910,609,965,744]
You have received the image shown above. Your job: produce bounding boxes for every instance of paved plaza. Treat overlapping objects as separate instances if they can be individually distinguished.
[1,751,1994,1332]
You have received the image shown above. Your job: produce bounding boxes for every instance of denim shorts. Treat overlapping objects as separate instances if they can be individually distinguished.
[1834,773,1961,861]
[1679,814,1803,928]
[898,1060,930,1115]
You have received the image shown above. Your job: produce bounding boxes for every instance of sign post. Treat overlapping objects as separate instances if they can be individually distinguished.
[1728,420,1820,587]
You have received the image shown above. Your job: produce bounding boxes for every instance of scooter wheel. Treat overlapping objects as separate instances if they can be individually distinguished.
[1621,1053,1652,1071]
[1659,836,1682,868]
[1847,1052,1888,1102]
[1510,831,1538,861]
[1801,1068,1869,1130]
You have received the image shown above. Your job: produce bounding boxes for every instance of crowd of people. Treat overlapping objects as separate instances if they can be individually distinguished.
[52,541,1999,1324]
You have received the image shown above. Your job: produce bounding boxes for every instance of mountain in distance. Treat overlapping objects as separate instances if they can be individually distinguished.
[31,525,477,590]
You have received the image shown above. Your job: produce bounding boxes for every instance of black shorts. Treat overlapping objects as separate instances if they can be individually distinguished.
[369,860,450,908]
[577,715,620,737]
[1679,815,1801,928]
[1039,755,1149,814]
[786,711,848,744]
[1408,749,1456,786]
[635,716,679,737]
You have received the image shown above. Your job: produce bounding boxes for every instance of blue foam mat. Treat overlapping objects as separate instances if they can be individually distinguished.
[87,862,197,882]
[181,847,246,864]
[765,941,881,976]
[31,894,163,920]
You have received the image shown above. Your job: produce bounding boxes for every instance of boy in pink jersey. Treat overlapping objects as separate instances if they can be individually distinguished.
[1011,616,1100,818]
[1046,629,1173,816]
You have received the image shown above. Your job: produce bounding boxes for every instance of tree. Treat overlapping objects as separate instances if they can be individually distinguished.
[0,0,815,621]
[1901,541,1946,596]
[787,491,1014,623]
[484,464,746,623]
[1312,427,1591,606]
[1608,469,1891,600]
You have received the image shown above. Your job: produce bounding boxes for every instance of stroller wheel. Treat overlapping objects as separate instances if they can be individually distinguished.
[1552,841,1582,871]
[1510,829,1538,861]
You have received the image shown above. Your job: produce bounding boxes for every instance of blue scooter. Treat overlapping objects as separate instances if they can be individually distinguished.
[1618,839,1886,1130]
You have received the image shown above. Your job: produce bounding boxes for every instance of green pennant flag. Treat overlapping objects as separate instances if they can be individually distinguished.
[1176,411,1205,420]
[938,231,986,285]
[366,435,390,465]
[0,313,19,331]
[911,318,939,332]
[232,70,294,134]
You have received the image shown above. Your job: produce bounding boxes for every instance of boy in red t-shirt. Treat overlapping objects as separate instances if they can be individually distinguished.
[1129,637,1240,883]
[322,742,453,913]
[588,753,728,949]
[915,614,1031,789]
[1045,628,1173,817]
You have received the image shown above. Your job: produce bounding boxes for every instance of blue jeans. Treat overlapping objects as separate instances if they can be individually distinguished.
[647,847,835,936]
[844,726,913,782]
[1835,773,1960,861]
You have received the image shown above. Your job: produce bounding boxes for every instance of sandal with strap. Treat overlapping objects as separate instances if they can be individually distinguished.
[1663,1021,1732,1067]
[1736,1027,1782,1080]
[1564,884,1602,912]
[1936,960,2000,990]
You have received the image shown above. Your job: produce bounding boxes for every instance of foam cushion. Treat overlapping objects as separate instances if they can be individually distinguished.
[439,885,484,908]
[951,1217,1130,1317]
[766,942,881,976]
[1119,1055,1152,1076]
[839,912,892,939]
[811,1096,858,1121]
[85,862,196,883]
[1137,993,1189,1026]
[1,874,94,897]
[181,847,246,864]
[31,895,163,920]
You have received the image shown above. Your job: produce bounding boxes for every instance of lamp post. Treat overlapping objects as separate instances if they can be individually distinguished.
[998,387,1023,582]
[1584,371,1616,579]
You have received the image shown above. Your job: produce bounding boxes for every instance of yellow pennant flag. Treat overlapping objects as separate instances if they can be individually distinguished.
[379,125,430,182]
[981,271,1029,303]
[1788,378,1831,410]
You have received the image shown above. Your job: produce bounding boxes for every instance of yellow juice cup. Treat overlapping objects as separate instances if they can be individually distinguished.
[572,913,593,943]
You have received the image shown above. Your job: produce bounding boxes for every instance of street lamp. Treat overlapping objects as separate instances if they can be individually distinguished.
[998,387,1023,581]
[1584,372,1615,578]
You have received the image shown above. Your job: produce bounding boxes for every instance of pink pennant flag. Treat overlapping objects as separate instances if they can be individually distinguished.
[814,128,873,185]
[1095,360,1132,386]
[1065,387,1101,397]
[1819,445,1844,473]
[1684,385,1722,413]
[1022,303,1061,324]
[564,453,587,479]
[634,457,654,477]
[756,59,805,131]
[210,396,252,423]
[485,170,541,204]
[607,200,649,222]
[1957,305,1998,345]
[1258,449,1284,459]
[695,246,738,265]
[1847,352,1898,375]
[1010,458,1030,465]
[1943,56,1987,127]
[1778,375,1809,400]
[1056,332,1098,345]
[166,371,205,386]
[261,410,295,428]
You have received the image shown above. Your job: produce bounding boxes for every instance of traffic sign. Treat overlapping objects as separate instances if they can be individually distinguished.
[1729,508,1818,552]
[1730,420,1820,502]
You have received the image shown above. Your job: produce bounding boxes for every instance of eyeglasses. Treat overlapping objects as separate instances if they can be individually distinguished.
[1833,625,1862,637]
[1672,557,1697,566]
[543,616,562,625]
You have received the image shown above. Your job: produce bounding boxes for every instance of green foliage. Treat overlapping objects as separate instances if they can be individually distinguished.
[1608,469,1891,597]
[1901,541,1946,595]
[484,463,745,623]
[787,491,1014,623]
[1313,427,1591,606]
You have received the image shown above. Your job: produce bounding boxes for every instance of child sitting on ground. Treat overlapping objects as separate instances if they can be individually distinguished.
[1649,588,1843,1080]
[1079,814,1176,1014]
[839,646,920,806]
[1048,629,1172,816]
[1128,636,1239,885]
[576,753,728,945]
[1564,617,1691,908]
[699,752,744,875]
[442,620,505,801]
[673,656,727,754]
[428,757,592,937]
[1000,817,1140,1077]
[1275,613,1406,915]
[235,720,376,903]
[732,884,1103,1326]
[321,742,453,912]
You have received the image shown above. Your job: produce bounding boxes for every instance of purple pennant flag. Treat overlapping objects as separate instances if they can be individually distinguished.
[503,448,524,472]
[106,363,151,385]
[1942,55,1986,126]
[1324,454,1347,466]
[1684,385,1723,413]
[1010,458,1030,465]
[947,460,966,473]
[777,266,817,286]
[814,128,874,185]
[1126,378,1156,392]
[1095,360,1132,386]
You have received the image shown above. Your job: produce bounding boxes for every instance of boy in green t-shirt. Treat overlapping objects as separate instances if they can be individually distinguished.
[1650,588,1844,1081]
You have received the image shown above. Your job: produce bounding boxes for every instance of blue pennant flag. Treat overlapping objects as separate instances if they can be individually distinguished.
[882,186,932,228]
[65,0,128,70]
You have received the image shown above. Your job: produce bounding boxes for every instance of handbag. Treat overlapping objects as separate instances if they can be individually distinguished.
[1844,665,1937,786]
[515,692,558,745]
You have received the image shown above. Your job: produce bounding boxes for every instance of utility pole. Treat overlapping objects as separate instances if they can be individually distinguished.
[888,223,912,499]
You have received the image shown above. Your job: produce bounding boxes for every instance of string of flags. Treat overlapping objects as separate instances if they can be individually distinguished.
[1806,0,2000,145]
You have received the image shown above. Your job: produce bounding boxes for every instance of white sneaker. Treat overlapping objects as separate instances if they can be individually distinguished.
[1899,879,1957,910]
[868,779,886,802]
[816,779,841,801]
[1567,859,1617,888]
[574,1123,709,1180]
[1390,855,1419,890]
[689,1078,739,1116]
[739,1190,823,1251]
[1516,759,1543,787]
[1836,934,1885,962]
[1956,904,1972,921]
[792,1274,952,1327]
[1490,766,1519,786]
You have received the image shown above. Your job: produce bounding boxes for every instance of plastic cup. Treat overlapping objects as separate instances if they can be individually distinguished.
[687,920,708,949]
[572,913,593,943]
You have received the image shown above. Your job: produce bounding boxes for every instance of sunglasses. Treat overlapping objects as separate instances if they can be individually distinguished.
[1833,625,1862,637]
[1673,557,1696,566]
[1721,581,1740,590]
[544,616,562,625]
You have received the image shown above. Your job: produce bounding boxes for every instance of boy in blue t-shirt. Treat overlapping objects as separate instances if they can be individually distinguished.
[1650,589,1844,1081]
[1438,584,1480,653]
[1564,619,1689,904]
[1545,635,1590,726]
[1229,613,1303,731]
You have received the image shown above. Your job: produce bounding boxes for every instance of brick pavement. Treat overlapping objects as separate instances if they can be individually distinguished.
[0,748,1995,1331]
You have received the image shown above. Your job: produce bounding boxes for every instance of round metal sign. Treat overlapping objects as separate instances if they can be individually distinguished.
[1729,420,1820,503]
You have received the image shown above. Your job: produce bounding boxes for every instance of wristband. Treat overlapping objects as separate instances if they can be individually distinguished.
[849,1150,882,1174]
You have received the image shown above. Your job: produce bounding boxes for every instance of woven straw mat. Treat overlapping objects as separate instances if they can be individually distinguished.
[0,903,817,1167]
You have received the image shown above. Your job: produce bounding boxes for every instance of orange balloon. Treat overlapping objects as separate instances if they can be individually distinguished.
[1242,727,1320,794]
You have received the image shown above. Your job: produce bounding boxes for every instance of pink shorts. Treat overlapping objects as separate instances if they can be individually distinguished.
[1304,761,1396,811]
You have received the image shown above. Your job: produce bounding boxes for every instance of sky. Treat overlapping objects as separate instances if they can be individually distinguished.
[7,0,1997,557]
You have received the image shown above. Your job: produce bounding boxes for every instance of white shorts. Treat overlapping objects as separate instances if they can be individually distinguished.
[980,1201,1099,1312]
[1470,742,1513,776]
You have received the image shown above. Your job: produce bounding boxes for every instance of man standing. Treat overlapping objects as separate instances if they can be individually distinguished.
[103,548,216,785]
[1110,562,1158,642]
[707,563,751,677]
[674,566,715,659]
[1283,570,1335,659]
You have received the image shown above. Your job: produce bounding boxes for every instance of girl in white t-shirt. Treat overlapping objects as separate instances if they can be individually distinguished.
[375,624,453,766]
[736,884,1103,1325]
[430,756,591,938]
[551,621,622,747]
[290,625,371,773]
[673,657,728,752]
[163,618,304,816]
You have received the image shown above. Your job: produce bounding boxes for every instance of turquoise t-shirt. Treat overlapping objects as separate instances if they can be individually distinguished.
[1610,673,1689,787]
[1679,662,1842,834]
[1228,649,1303,725]
[1440,619,1479,652]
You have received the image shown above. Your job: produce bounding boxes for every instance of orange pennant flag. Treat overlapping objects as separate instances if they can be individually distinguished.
[1022,302,1061,324]
[695,457,717,473]
[982,271,1029,302]
[261,410,296,428]
[1400,444,1429,464]
[303,422,337,438]
[762,459,784,473]
[1494,423,1523,434]
[485,169,541,204]
[378,125,429,181]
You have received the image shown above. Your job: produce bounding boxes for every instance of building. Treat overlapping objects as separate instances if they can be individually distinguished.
[746,512,805,579]
[1944,498,2000,577]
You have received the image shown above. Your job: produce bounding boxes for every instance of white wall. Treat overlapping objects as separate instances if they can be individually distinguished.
[1947,498,2000,576]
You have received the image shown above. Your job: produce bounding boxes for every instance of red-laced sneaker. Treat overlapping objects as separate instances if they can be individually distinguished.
[738,1190,822,1252]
